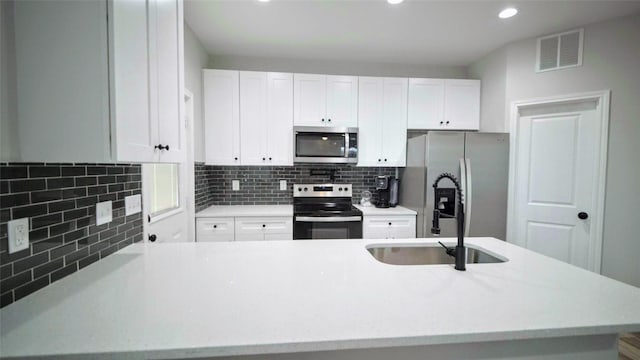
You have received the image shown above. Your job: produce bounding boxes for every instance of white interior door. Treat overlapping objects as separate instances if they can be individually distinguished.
[142,90,195,243]
[509,94,608,272]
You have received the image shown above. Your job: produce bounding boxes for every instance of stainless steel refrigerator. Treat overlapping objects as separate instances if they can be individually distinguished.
[400,132,509,239]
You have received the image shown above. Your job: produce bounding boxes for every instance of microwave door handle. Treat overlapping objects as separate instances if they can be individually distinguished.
[344,133,349,158]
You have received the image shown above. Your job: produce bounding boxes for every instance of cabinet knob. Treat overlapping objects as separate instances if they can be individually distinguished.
[321,118,325,122]
[263,157,266,161]
[384,159,387,162]
[328,118,331,122]
[269,157,272,160]
[446,121,450,125]
[378,159,381,162]
[262,224,266,228]
[148,234,157,242]
[154,144,169,151]
[388,222,392,226]
[234,157,238,161]
[440,121,444,125]
[213,225,217,229]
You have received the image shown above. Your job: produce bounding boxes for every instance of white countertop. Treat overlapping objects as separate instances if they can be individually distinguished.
[354,204,417,216]
[196,205,293,218]
[2,238,640,359]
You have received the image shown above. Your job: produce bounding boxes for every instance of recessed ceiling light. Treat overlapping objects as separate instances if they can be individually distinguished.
[387,0,404,4]
[258,0,270,2]
[498,7,518,19]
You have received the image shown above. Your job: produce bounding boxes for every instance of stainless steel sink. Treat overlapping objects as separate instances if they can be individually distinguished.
[367,244,506,265]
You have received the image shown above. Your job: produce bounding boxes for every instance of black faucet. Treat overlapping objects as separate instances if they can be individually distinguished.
[431,173,466,271]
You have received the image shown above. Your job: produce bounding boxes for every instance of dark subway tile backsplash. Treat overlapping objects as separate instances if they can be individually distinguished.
[0,163,142,308]
[194,163,396,212]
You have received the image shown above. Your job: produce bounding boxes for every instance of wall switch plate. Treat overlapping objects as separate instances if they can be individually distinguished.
[280,180,287,191]
[125,194,142,216]
[96,201,113,226]
[232,180,240,191]
[8,218,29,254]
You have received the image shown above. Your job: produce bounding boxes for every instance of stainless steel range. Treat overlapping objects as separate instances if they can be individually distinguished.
[293,184,363,240]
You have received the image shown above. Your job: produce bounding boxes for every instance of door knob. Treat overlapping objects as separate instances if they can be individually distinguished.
[148,234,157,242]
[578,212,589,220]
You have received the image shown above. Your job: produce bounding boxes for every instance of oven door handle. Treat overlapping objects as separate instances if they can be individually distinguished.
[295,216,362,222]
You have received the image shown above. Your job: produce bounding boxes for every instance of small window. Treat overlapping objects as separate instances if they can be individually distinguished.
[148,164,180,216]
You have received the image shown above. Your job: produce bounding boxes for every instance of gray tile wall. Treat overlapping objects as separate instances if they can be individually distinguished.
[0,163,143,308]
[195,163,396,212]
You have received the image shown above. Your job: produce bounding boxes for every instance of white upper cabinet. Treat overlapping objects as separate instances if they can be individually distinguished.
[266,73,294,166]
[407,78,445,129]
[407,78,480,130]
[203,69,240,165]
[294,74,357,127]
[13,0,184,163]
[357,77,408,167]
[444,79,481,130]
[204,71,293,166]
[239,71,293,166]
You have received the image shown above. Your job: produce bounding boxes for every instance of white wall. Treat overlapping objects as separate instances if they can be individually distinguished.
[468,47,508,133]
[470,13,640,287]
[183,24,209,162]
[209,54,468,79]
[1,0,20,161]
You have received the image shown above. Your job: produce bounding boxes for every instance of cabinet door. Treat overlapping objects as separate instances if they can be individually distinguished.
[444,79,480,130]
[266,73,294,166]
[387,216,416,239]
[407,78,445,130]
[153,0,184,163]
[357,77,383,167]
[294,74,326,126]
[203,69,240,165]
[326,75,358,127]
[112,0,158,162]
[240,71,269,165]
[381,78,408,167]
[363,217,391,239]
[196,218,235,242]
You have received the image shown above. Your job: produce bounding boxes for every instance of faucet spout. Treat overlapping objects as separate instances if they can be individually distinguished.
[431,173,466,271]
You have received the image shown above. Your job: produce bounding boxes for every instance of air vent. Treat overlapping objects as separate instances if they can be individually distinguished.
[536,29,583,72]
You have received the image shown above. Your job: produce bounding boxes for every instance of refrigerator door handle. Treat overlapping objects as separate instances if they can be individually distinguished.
[459,158,467,209]
[464,158,472,237]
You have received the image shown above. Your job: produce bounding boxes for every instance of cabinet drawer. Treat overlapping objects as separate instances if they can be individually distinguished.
[196,218,235,242]
[235,217,293,235]
[363,215,416,239]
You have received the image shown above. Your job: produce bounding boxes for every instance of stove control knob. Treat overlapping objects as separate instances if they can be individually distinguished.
[338,187,343,191]
[298,187,302,192]
[344,187,349,191]
[304,187,308,191]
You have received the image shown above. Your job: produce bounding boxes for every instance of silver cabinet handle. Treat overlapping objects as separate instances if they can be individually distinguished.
[295,216,361,222]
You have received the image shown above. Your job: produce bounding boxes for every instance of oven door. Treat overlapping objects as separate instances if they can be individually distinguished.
[294,216,362,240]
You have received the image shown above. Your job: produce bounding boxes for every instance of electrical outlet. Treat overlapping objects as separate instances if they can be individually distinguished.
[232,180,240,191]
[96,201,113,226]
[125,194,142,216]
[8,218,29,254]
[280,180,287,191]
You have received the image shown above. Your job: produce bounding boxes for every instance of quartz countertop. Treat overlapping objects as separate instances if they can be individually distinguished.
[1,238,640,359]
[354,204,417,216]
[196,205,293,218]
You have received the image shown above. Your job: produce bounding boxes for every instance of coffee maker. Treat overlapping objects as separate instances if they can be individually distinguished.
[375,176,399,208]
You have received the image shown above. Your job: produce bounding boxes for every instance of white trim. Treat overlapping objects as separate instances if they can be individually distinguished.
[506,90,610,274]
[184,88,196,242]
[149,207,185,224]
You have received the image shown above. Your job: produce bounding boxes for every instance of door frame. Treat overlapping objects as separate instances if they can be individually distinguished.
[506,90,610,273]
[183,88,196,241]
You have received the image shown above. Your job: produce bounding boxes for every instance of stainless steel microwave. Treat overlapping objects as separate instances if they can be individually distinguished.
[293,126,358,164]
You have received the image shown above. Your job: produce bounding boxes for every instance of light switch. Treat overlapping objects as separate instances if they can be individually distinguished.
[8,218,29,254]
[125,194,142,216]
[96,201,113,226]
[280,180,287,191]
[232,180,240,191]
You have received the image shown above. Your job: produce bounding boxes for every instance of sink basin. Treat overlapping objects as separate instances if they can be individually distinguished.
[367,244,506,265]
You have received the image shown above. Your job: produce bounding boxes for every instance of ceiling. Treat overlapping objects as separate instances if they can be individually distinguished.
[184,0,640,66]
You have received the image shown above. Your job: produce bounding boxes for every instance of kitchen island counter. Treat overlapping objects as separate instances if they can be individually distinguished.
[1,238,639,359]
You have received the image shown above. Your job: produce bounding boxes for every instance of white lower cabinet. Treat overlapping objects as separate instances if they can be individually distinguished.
[197,216,292,241]
[363,215,416,239]
[196,218,235,242]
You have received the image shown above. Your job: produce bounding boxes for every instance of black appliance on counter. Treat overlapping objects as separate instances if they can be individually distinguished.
[293,184,363,240]
[375,176,399,208]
